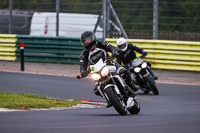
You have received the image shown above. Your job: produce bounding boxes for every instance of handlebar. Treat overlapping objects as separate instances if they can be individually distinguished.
[76,74,88,79]
[76,70,91,79]
[111,50,120,59]
[76,75,82,79]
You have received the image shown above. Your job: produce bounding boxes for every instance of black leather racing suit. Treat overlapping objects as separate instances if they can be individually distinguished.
[116,43,157,80]
[79,40,120,75]
[116,43,147,66]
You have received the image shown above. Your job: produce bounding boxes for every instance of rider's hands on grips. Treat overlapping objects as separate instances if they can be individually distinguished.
[111,50,119,58]
[139,55,144,59]
[139,50,147,59]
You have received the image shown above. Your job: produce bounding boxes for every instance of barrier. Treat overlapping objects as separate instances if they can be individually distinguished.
[106,38,200,71]
[0,34,17,61]
[16,35,84,64]
[0,34,199,71]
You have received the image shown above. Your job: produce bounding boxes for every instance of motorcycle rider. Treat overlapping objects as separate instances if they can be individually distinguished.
[79,31,139,99]
[116,37,158,80]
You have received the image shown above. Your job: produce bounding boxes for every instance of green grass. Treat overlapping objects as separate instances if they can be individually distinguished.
[0,93,81,109]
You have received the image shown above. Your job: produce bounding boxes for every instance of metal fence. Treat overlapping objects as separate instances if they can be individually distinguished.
[0,0,200,41]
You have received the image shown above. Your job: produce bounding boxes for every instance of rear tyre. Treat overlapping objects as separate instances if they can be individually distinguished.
[145,75,159,95]
[105,87,127,115]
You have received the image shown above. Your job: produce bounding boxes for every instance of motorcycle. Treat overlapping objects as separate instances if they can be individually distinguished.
[77,58,140,115]
[127,57,159,95]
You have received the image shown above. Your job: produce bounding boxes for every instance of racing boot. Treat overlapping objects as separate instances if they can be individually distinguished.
[125,84,137,97]
[106,100,112,108]
[153,75,158,80]
[125,72,140,91]
[128,81,139,91]
[147,61,158,80]
[119,67,140,92]
[149,68,158,80]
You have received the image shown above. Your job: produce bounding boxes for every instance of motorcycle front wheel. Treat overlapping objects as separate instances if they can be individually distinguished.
[105,87,127,115]
[145,75,159,95]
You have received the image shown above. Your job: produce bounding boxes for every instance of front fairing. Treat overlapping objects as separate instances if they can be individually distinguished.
[131,58,143,67]
[128,58,149,79]
[128,58,145,72]
[90,58,106,73]
[89,58,117,83]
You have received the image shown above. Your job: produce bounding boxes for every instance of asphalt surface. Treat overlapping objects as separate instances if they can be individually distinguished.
[0,61,200,133]
[0,72,200,133]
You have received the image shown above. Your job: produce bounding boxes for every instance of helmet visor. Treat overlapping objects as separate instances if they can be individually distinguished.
[81,35,95,45]
[118,43,126,50]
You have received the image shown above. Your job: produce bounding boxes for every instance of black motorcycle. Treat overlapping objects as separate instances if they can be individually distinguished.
[77,58,140,115]
[127,57,159,95]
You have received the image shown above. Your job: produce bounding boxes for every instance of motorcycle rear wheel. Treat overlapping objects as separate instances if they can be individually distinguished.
[145,75,159,95]
[105,87,127,115]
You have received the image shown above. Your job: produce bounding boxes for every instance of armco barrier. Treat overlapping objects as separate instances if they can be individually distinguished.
[16,35,84,64]
[0,34,17,61]
[106,38,200,71]
[1,34,200,72]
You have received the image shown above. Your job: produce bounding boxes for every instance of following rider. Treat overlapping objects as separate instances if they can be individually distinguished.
[116,37,158,80]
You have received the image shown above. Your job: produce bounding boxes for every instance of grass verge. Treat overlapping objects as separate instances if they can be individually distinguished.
[0,93,81,109]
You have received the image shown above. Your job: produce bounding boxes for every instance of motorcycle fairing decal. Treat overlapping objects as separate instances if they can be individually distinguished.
[89,58,106,73]
[134,58,138,62]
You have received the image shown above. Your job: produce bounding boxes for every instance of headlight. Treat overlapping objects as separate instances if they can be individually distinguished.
[91,74,101,81]
[101,67,109,76]
[134,67,141,73]
[141,62,147,68]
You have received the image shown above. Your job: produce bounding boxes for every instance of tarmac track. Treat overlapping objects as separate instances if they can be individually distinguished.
[0,71,200,133]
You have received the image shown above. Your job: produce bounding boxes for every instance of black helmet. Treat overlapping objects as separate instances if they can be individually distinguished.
[81,31,96,49]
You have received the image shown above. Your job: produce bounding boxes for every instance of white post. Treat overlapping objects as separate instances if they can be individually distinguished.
[56,0,60,37]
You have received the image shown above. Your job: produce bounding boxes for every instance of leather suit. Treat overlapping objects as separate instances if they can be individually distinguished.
[80,40,119,75]
[116,43,147,66]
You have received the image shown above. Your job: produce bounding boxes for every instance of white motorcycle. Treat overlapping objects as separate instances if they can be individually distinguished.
[77,58,140,115]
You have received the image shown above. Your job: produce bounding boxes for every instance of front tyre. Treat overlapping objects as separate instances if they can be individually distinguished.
[105,87,127,115]
[145,75,159,95]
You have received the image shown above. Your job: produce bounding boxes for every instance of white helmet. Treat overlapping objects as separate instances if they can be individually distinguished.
[116,37,128,52]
